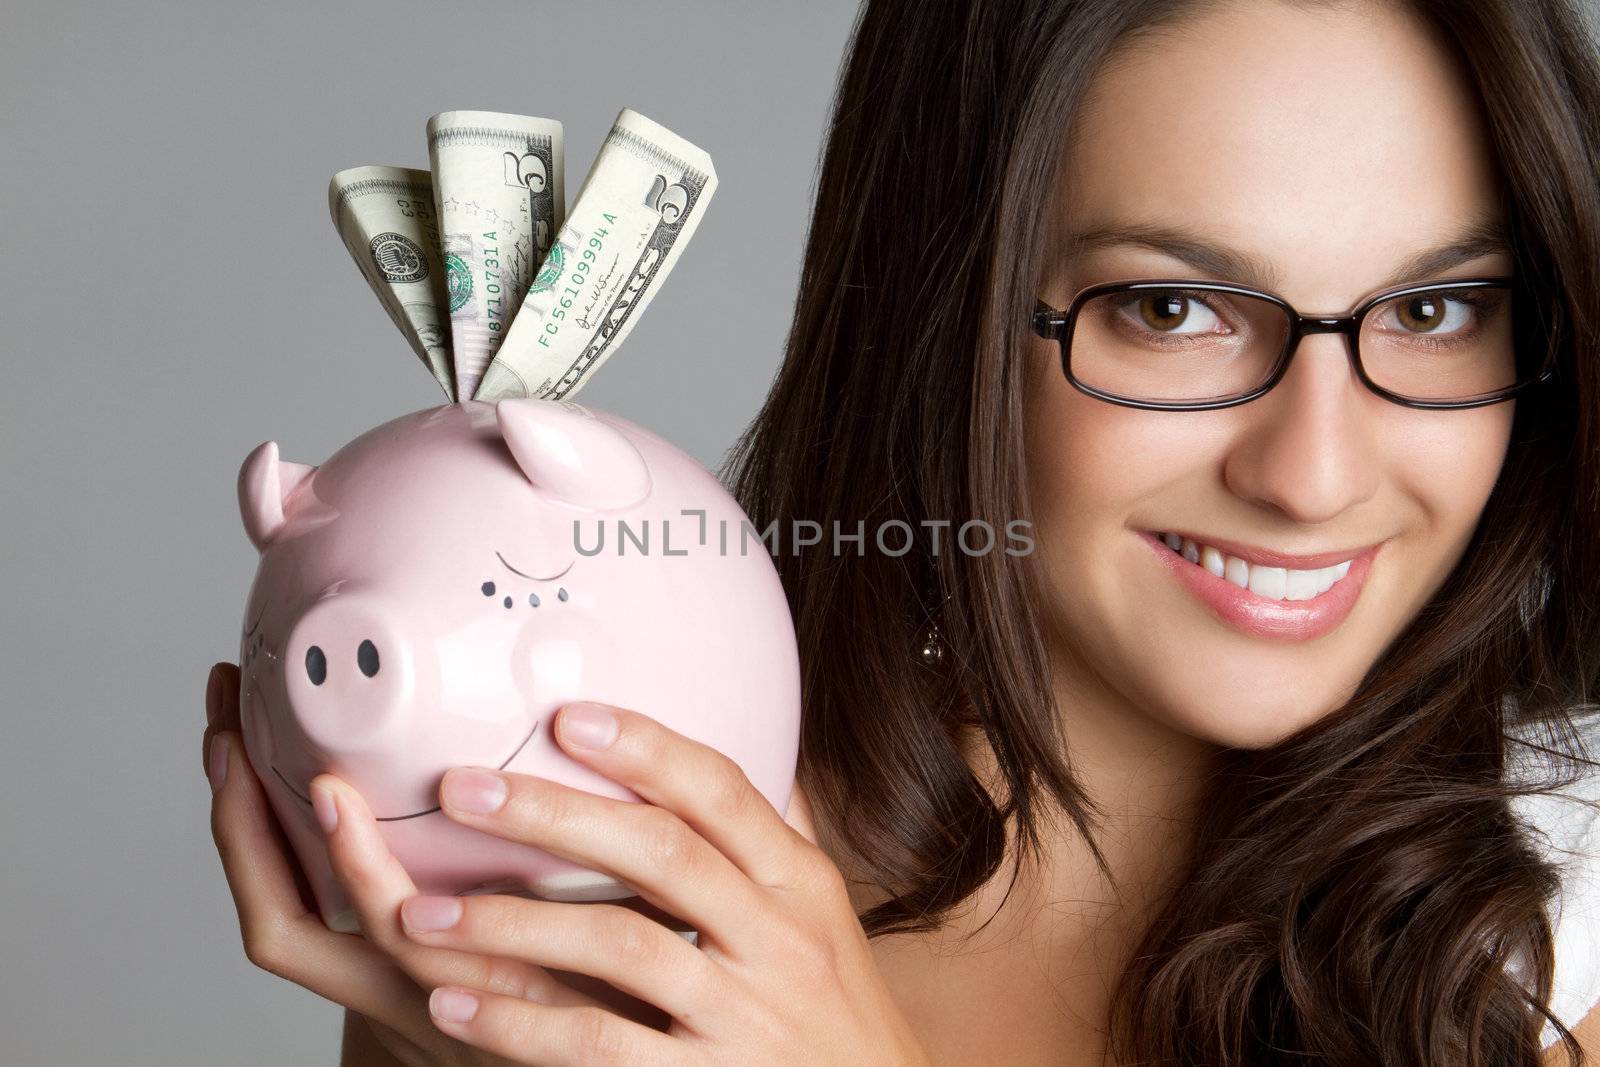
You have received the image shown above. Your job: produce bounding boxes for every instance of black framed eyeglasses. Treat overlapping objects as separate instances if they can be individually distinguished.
[1030,277,1557,411]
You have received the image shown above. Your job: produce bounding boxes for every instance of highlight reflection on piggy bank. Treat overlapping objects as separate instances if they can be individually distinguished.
[235,398,801,932]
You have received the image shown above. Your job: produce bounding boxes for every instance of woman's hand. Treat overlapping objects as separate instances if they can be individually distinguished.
[204,661,635,1067]
[313,701,928,1065]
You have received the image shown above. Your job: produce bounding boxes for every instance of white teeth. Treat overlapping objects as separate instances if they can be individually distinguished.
[1157,532,1354,601]
[1248,564,1288,599]
[1284,567,1321,601]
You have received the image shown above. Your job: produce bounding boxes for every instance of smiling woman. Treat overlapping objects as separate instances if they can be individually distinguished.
[203,0,1600,1064]
[722,0,1600,1063]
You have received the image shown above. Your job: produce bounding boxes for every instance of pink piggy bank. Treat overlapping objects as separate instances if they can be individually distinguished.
[234,398,801,932]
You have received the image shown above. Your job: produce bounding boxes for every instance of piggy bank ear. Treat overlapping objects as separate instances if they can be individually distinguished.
[238,441,317,551]
[496,398,651,510]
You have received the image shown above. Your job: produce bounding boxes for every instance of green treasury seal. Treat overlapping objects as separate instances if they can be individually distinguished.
[530,241,567,294]
[445,253,472,313]
[368,232,428,283]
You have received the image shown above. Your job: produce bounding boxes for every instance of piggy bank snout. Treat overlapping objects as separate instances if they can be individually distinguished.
[284,592,416,751]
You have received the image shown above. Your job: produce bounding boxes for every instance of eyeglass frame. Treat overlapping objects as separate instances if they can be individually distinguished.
[1030,276,1558,412]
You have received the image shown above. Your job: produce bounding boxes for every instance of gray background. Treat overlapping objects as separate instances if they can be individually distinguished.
[0,1,858,1062]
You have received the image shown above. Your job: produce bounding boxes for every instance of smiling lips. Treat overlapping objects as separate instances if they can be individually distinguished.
[1140,529,1385,641]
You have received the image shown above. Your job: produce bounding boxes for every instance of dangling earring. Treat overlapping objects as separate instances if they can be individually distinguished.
[915,585,949,667]
[916,618,945,667]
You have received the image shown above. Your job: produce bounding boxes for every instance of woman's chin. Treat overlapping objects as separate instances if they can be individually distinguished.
[1150,681,1351,751]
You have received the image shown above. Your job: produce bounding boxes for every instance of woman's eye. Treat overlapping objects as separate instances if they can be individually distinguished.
[1378,293,1475,334]
[1119,292,1224,334]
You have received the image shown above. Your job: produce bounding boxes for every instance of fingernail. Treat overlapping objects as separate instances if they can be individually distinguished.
[205,665,222,728]
[430,987,479,1023]
[208,734,229,792]
[402,895,463,933]
[310,782,339,834]
[442,768,507,814]
[559,702,618,750]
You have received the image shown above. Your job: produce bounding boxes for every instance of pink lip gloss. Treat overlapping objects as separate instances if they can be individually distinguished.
[1138,530,1382,641]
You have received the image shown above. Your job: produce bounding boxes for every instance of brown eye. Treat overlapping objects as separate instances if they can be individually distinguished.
[1118,292,1224,335]
[1141,295,1189,330]
[1397,296,1445,331]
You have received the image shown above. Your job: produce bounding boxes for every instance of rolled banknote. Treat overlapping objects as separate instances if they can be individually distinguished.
[328,166,456,399]
[473,108,718,402]
[427,111,565,400]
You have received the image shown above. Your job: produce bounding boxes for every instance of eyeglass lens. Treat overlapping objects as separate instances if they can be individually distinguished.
[1067,284,1521,404]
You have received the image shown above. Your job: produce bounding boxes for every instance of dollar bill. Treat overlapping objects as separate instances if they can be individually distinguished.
[328,166,456,399]
[427,111,565,400]
[473,108,717,402]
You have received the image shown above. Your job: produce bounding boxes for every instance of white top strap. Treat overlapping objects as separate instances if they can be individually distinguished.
[1507,715,1600,1049]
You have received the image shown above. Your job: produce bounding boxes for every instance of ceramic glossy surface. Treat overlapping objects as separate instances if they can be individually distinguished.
[236,398,801,931]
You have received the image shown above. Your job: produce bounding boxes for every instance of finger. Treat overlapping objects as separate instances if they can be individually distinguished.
[550,701,824,890]
[201,663,241,781]
[425,986,692,1067]
[206,663,224,727]
[313,774,612,1013]
[216,661,241,728]
[207,730,456,1059]
[397,893,730,1034]
[437,763,767,945]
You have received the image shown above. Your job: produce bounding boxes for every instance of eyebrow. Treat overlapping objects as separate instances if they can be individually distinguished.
[1057,218,1512,294]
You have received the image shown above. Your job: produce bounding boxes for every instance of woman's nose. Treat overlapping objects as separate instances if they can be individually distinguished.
[1220,331,1381,525]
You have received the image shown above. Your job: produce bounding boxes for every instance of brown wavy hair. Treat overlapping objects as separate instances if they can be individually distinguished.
[720,0,1600,1063]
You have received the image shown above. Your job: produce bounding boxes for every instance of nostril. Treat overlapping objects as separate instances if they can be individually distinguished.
[306,645,328,685]
[357,639,380,678]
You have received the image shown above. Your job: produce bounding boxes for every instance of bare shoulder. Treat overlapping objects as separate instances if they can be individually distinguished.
[1544,998,1600,1066]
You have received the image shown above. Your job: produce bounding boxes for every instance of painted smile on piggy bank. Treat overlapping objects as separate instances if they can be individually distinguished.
[269,722,541,822]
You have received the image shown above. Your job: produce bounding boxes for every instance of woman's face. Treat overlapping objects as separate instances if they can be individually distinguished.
[1025,0,1516,749]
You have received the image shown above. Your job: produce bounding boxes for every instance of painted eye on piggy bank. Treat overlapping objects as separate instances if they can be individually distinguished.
[232,397,802,932]
[481,551,573,610]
